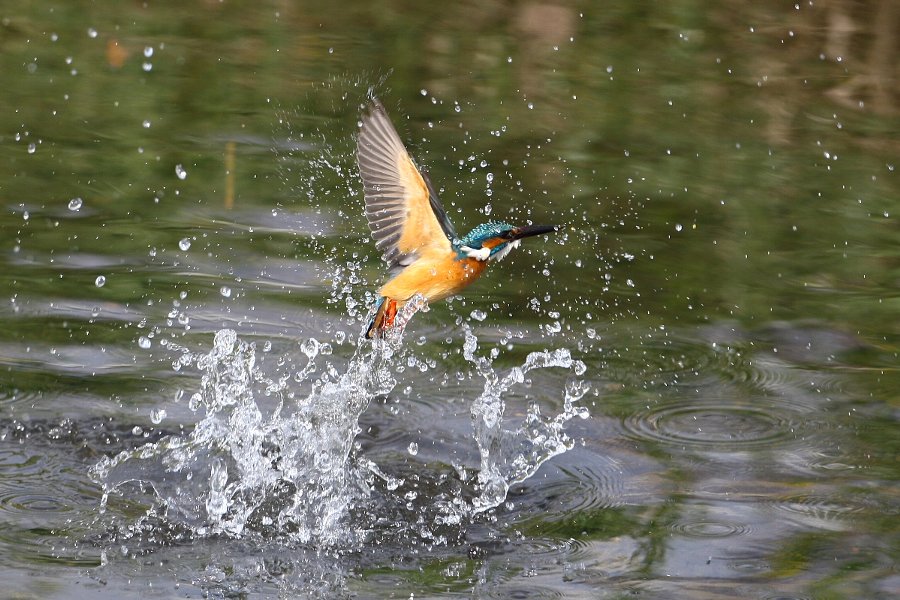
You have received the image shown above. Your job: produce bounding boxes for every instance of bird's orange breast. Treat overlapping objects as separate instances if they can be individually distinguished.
[378,249,487,303]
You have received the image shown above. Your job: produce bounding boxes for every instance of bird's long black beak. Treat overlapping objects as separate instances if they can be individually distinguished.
[509,224,559,241]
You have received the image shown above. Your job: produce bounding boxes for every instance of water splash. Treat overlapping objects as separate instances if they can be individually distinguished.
[462,328,590,515]
[90,297,588,548]
[93,325,400,546]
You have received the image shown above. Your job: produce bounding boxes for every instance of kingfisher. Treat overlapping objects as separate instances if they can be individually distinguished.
[357,99,558,338]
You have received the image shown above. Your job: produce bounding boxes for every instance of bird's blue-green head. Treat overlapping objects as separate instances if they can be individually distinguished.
[456,221,558,262]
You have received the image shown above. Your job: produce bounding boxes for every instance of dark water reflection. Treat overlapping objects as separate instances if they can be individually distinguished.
[2,1,899,598]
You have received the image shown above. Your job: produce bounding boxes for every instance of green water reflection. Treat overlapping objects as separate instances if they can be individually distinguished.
[1,1,898,598]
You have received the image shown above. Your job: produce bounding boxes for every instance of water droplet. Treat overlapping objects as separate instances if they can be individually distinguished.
[138,336,151,349]
[486,172,494,184]
[150,408,166,424]
[95,275,106,287]
[175,164,187,180]
[219,285,232,298]
[407,442,418,456]
[87,28,98,38]
[484,203,492,216]
[178,238,191,251]
[68,197,83,211]
[300,338,319,358]
[27,143,36,154]
[142,62,152,72]
[142,119,151,128]
[470,309,487,322]
[675,223,683,232]
[143,46,154,58]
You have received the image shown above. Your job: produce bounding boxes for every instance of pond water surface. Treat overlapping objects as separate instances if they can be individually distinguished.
[1,2,898,599]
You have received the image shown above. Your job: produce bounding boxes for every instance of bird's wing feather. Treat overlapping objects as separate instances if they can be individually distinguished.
[357,100,456,267]
[421,169,457,242]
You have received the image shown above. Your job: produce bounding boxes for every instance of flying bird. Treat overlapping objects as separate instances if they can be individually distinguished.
[357,99,557,338]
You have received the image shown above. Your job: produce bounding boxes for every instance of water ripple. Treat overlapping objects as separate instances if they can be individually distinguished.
[516,454,626,517]
[778,443,863,477]
[725,352,847,404]
[0,447,102,569]
[0,489,71,516]
[766,494,867,531]
[670,519,750,539]
[725,556,772,575]
[622,400,801,451]
[480,585,563,600]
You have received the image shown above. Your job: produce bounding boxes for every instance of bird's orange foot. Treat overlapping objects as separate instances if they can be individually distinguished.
[366,297,400,339]
[382,299,398,329]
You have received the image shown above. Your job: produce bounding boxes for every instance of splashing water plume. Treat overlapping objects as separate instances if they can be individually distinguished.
[463,328,590,515]
[91,294,588,548]
[91,304,413,546]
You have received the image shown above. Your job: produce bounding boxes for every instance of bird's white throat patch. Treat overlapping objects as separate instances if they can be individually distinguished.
[461,246,491,261]
[461,240,520,262]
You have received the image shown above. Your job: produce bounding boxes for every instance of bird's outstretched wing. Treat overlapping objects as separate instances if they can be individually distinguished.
[357,99,456,268]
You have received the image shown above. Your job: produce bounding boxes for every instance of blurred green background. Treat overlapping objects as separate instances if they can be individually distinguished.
[2,0,898,337]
